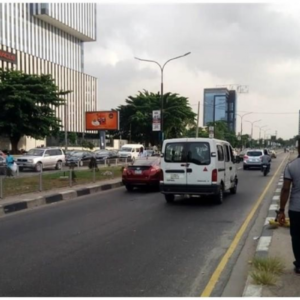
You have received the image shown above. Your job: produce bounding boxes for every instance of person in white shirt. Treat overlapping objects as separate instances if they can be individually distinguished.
[138,147,147,157]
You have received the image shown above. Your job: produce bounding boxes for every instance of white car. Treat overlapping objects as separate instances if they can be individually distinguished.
[16,147,65,172]
[160,138,238,204]
[118,144,144,160]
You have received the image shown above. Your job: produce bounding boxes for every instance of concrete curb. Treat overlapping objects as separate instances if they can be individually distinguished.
[1,181,123,216]
[242,173,283,297]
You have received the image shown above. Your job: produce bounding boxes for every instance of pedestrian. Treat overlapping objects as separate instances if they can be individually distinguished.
[278,138,300,275]
[5,152,15,177]
[138,146,146,157]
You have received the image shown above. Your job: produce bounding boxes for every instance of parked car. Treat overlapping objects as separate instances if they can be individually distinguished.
[160,138,238,204]
[65,151,94,167]
[0,156,6,175]
[16,147,65,172]
[243,149,264,170]
[94,149,119,164]
[122,157,161,191]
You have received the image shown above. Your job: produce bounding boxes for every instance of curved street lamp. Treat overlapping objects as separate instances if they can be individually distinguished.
[236,112,252,149]
[134,52,191,143]
[245,119,261,139]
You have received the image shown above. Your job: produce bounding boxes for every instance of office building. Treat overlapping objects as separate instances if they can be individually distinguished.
[0,3,97,150]
[203,88,236,132]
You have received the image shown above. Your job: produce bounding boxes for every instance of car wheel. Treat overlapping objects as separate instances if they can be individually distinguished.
[126,185,134,192]
[165,194,175,203]
[243,165,248,170]
[213,185,224,204]
[55,161,62,170]
[230,180,237,195]
[35,162,43,172]
[19,167,23,172]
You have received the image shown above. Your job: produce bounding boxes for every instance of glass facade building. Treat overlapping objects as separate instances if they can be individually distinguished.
[203,88,236,132]
[0,3,97,149]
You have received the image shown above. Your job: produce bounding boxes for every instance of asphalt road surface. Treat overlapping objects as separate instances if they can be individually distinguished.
[0,154,287,296]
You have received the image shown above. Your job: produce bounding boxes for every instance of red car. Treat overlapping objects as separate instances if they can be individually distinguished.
[122,157,161,191]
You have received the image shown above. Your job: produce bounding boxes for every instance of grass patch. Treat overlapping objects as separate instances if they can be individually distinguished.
[252,257,284,274]
[250,269,277,286]
[250,256,285,286]
[2,166,123,198]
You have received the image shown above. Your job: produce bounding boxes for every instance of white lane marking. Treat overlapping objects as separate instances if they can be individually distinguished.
[269,204,278,210]
[272,195,280,201]
[257,236,272,252]
[264,217,273,225]
[275,188,281,193]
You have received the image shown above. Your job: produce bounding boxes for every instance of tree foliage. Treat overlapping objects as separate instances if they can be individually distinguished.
[111,90,196,146]
[0,68,71,153]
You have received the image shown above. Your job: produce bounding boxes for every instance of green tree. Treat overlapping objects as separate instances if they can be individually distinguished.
[0,68,70,153]
[111,90,196,146]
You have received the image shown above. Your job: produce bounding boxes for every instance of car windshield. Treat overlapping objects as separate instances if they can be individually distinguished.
[247,151,262,157]
[121,148,132,152]
[26,149,45,156]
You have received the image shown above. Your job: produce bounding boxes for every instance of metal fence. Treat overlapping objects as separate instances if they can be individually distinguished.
[0,158,130,199]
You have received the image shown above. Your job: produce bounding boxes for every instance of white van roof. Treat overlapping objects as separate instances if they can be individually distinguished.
[163,138,231,144]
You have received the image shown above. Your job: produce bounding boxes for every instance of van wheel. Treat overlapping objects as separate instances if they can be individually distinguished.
[165,194,175,203]
[213,186,224,204]
[230,180,237,194]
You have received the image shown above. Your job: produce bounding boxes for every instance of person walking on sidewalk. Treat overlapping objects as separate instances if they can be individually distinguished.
[279,140,300,275]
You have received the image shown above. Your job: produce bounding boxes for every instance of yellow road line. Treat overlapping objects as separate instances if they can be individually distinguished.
[200,155,288,297]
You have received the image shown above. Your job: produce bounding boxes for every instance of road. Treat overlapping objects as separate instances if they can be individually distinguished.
[0,153,287,296]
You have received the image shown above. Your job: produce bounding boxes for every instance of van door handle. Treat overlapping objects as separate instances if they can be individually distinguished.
[230,167,232,170]
[181,163,190,167]
[187,168,192,173]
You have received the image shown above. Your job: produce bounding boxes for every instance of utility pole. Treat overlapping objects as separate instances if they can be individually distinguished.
[196,101,200,138]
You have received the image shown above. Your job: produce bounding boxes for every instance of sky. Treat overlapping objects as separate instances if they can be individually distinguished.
[84,2,300,140]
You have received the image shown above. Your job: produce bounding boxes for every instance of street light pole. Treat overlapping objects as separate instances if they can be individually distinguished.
[245,119,261,147]
[255,125,267,146]
[236,112,252,149]
[135,52,191,144]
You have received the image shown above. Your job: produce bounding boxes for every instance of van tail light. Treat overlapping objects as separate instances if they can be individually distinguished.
[212,169,218,182]
[244,155,249,160]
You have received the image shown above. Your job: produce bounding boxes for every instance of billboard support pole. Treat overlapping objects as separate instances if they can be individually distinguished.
[99,130,106,150]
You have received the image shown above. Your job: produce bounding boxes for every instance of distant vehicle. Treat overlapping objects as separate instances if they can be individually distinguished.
[94,149,119,164]
[268,150,276,159]
[122,157,161,191]
[65,151,94,167]
[118,144,144,160]
[16,148,65,172]
[243,149,264,170]
[160,138,238,204]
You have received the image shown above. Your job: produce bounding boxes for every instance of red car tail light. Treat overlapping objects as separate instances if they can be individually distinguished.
[212,169,218,182]
[244,155,249,160]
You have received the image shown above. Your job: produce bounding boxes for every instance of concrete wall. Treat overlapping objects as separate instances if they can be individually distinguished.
[0,136,46,152]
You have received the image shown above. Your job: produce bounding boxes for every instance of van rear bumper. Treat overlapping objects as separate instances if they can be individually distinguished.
[160,183,220,195]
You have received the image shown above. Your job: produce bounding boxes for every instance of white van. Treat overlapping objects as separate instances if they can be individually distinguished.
[160,138,238,204]
[118,144,144,160]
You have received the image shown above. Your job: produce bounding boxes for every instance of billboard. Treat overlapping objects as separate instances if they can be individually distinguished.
[152,110,161,131]
[85,111,119,130]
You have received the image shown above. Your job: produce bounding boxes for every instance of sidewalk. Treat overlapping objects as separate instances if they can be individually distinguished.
[0,176,123,217]
[243,152,298,297]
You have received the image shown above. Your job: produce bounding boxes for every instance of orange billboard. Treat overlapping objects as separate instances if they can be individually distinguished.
[85,111,119,130]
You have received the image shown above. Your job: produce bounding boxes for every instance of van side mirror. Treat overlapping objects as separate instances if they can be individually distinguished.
[232,157,236,164]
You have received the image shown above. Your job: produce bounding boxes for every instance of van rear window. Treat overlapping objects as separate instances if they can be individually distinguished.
[165,142,210,165]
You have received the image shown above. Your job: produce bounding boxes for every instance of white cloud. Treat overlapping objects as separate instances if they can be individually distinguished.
[85,3,300,139]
